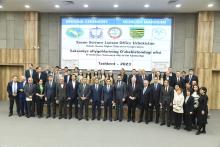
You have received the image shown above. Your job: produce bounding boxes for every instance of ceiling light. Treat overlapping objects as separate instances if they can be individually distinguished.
[175,4,181,8]
[54,4,60,8]
[83,4,88,8]
[0,5,3,9]
[208,3,214,7]
[113,4,119,8]
[24,4,30,8]
[144,4,150,8]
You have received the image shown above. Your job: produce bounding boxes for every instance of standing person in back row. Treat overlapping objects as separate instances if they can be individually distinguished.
[78,77,91,121]
[160,80,174,127]
[114,74,127,122]
[7,75,20,117]
[185,69,198,85]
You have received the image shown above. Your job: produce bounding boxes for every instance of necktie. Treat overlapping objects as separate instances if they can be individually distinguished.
[72,82,75,89]
[133,84,135,90]
[107,85,110,92]
[96,85,98,91]
[143,87,146,94]
[154,84,157,89]
[50,81,52,87]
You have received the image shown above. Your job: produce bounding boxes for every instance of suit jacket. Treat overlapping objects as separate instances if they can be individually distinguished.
[36,84,45,95]
[77,84,91,99]
[128,74,141,86]
[56,84,67,100]
[67,80,79,99]
[24,84,36,98]
[114,81,127,100]
[184,96,194,114]
[90,84,103,101]
[150,83,162,103]
[102,85,114,102]
[185,75,198,85]
[18,81,27,98]
[163,76,175,87]
[147,73,155,83]
[139,74,148,87]
[25,69,37,81]
[35,72,47,84]
[64,75,72,84]
[7,81,19,97]
[121,74,128,84]
[160,86,174,104]
[45,81,56,98]
[174,77,185,89]
[139,86,151,104]
[127,84,140,101]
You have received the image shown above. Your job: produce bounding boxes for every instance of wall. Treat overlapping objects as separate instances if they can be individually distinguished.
[214,12,220,53]
[39,13,196,71]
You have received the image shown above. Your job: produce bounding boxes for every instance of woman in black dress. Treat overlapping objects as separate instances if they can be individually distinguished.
[184,89,194,131]
[36,79,45,118]
[196,87,208,135]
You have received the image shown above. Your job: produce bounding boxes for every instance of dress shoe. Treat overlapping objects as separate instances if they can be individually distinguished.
[196,131,201,135]
[8,113,13,117]
[160,123,165,126]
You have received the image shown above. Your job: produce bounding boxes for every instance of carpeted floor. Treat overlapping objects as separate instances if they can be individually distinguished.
[0,101,219,147]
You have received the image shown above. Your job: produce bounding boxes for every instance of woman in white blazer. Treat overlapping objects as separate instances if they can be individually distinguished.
[173,85,185,129]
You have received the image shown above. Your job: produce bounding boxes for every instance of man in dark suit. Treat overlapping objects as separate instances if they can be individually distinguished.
[67,74,79,119]
[138,80,151,124]
[90,78,103,120]
[77,77,91,120]
[185,69,198,85]
[18,75,27,116]
[35,66,47,84]
[7,75,20,117]
[160,80,174,127]
[138,69,148,88]
[149,77,162,123]
[163,71,175,88]
[127,77,140,122]
[102,79,114,121]
[45,75,57,118]
[25,63,37,83]
[56,77,67,119]
[147,68,156,83]
[24,77,36,118]
[128,69,141,86]
[114,74,127,122]
[174,71,185,89]
[64,66,72,84]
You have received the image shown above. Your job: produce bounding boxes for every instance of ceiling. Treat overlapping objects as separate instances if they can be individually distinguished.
[0,0,219,13]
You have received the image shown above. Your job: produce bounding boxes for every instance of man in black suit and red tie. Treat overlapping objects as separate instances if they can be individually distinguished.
[7,75,20,117]
[185,69,198,85]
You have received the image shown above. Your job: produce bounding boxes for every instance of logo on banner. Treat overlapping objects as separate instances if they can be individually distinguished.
[89,27,103,39]
[108,27,122,39]
[152,28,166,40]
[130,27,144,39]
[66,28,84,38]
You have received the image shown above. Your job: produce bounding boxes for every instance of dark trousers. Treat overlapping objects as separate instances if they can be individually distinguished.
[139,103,149,122]
[19,95,27,115]
[192,108,198,127]
[92,100,101,120]
[173,112,182,128]
[36,96,44,116]
[185,113,193,130]
[46,97,56,117]
[79,99,89,120]
[26,101,32,117]
[59,98,67,118]
[161,102,172,125]
[149,101,160,122]
[31,97,36,116]
[9,95,20,115]
[127,99,136,121]
[68,98,78,118]
[104,100,112,121]
[115,99,124,121]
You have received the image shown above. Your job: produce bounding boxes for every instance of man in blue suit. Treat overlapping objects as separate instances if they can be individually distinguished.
[138,80,151,124]
[90,78,103,120]
[18,75,27,116]
[114,74,127,122]
[45,75,57,118]
[7,75,20,117]
[102,79,114,121]
[67,74,79,119]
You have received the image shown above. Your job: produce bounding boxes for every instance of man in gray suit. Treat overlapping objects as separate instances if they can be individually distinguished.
[56,77,67,119]
[160,80,174,127]
[114,74,127,122]
[24,77,36,118]
[77,77,91,121]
